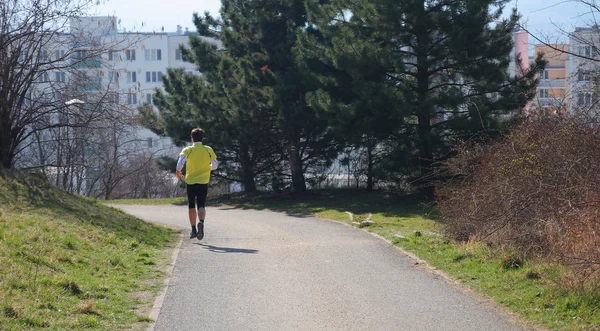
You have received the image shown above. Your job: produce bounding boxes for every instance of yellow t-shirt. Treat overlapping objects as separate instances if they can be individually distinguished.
[179,143,217,184]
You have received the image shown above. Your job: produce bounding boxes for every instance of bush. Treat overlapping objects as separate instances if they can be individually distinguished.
[437,116,600,286]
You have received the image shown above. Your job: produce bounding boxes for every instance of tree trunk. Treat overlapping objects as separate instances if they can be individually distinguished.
[415,2,435,198]
[289,138,306,193]
[239,142,257,193]
[0,113,14,169]
[366,142,374,192]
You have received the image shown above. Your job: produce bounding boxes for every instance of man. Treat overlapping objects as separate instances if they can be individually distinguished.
[176,128,219,240]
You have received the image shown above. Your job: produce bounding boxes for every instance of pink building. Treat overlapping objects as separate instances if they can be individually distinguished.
[512,27,530,76]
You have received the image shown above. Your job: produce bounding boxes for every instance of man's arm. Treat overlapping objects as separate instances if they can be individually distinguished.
[176,155,186,180]
[207,146,219,170]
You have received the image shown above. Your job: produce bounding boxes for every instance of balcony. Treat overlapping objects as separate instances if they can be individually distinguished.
[536,98,566,107]
[72,58,102,69]
[539,79,566,89]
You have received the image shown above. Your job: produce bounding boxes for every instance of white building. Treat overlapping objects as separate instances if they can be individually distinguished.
[568,27,600,113]
[69,16,217,153]
[17,16,218,196]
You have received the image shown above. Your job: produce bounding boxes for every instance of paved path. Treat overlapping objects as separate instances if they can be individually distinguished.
[113,204,525,331]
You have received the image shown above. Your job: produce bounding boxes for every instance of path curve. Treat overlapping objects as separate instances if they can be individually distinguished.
[112,204,526,331]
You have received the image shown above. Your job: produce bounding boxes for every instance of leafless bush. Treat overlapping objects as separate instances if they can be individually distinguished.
[437,115,600,285]
[109,154,183,199]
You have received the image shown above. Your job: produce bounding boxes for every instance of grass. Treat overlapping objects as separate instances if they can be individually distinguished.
[0,171,178,331]
[109,189,600,330]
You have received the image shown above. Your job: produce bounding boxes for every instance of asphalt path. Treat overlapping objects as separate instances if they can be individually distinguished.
[112,204,526,331]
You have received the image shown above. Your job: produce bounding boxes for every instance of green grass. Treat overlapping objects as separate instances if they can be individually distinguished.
[0,171,178,331]
[109,189,600,330]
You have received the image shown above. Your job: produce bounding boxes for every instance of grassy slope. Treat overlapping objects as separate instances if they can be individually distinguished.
[0,172,178,330]
[109,190,600,330]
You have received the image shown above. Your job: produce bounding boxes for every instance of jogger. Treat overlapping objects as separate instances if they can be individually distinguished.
[176,128,218,240]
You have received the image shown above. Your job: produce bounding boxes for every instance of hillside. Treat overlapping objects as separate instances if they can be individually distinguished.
[0,171,177,330]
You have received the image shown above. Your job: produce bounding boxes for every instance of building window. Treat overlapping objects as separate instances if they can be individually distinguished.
[539,89,549,98]
[54,49,65,61]
[74,50,87,59]
[38,72,50,82]
[145,71,163,83]
[108,50,116,61]
[108,71,119,83]
[38,50,49,62]
[125,49,136,61]
[147,137,154,148]
[145,49,162,61]
[578,72,591,82]
[578,46,597,57]
[146,93,153,104]
[541,70,549,79]
[175,49,181,60]
[578,92,593,106]
[127,71,137,83]
[55,71,66,82]
[127,93,137,105]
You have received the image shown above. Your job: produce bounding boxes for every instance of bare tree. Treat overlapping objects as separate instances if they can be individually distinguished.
[0,0,137,169]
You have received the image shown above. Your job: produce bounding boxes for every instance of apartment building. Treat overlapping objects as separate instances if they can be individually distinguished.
[17,16,218,195]
[569,27,600,112]
[534,44,569,110]
[69,16,215,152]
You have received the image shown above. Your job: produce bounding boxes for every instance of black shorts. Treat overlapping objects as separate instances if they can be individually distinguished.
[187,184,208,209]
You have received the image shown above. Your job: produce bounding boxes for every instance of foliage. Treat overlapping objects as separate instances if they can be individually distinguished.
[437,116,600,287]
[300,0,545,195]
[146,0,341,193]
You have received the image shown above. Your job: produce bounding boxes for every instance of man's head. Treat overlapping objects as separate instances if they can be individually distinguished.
[191,128,204,142]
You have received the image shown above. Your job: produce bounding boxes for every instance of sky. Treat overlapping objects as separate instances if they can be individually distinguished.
[509,0,598,43]
[94,0,222,33]
[94,0,595,41]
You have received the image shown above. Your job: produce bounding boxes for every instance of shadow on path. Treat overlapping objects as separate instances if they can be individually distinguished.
[194,243,258,254]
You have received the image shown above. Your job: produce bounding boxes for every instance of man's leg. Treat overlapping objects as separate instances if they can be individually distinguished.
[197,207,206,221]
[196,184,209,240]
[187,184,198,238]
[189,208,197,227]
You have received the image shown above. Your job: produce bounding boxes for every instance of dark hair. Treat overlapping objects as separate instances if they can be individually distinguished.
[191,128,204,142]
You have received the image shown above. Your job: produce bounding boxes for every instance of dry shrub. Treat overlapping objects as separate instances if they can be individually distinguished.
[437,116,600,285]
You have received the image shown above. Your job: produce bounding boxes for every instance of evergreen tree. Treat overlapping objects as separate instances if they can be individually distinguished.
[147,0,338,193]
[238,0,338,192]
[297,12,406,191]
[302,0,545,196]
[144,16,283,192]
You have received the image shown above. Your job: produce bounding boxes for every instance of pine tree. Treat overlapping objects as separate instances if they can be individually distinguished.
[297,9,406,191]
[302,0,545,196]
[147,0,339,193]
[238,0,338,192]
[145,9,283,192]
